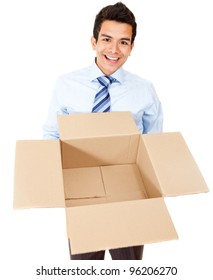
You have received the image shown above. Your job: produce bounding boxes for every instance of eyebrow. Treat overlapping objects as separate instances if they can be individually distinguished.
[100,33,131,42]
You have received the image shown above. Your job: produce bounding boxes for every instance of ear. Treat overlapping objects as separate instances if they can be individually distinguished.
[91,36,97,50]
[128,42,134,56]
[130,42,134,52]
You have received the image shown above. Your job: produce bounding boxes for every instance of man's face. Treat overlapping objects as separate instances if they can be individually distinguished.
[91,20,134,76]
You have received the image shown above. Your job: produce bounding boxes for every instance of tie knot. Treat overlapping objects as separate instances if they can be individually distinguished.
[97,76,116,88]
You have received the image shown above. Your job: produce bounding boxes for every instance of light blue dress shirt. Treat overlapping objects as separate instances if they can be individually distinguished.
[43,61,163,139]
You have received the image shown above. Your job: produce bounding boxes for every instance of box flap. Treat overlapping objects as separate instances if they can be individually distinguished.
[13,140,65,209]
[139,132,209,196]
[58,112,139,139]
[66,198,178,254]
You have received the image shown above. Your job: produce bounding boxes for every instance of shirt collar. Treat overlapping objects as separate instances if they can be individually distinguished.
[89,59,125,84]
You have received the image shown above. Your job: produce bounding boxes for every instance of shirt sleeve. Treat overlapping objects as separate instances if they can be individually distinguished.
[42,79,63,139]
[142,83,163,134]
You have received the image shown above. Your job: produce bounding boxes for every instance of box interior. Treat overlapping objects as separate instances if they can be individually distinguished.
[62,131,209,208]
[62,134,158,208]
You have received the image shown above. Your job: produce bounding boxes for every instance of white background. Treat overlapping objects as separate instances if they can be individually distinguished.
[0,0,212,279]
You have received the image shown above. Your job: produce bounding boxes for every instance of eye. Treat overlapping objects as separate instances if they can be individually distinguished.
[120,40,130,46]
[103,37,111,42]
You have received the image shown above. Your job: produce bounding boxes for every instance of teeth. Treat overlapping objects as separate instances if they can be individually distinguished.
[106,55,118,61]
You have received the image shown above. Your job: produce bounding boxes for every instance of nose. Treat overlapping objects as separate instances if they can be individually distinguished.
[109,41,119,53]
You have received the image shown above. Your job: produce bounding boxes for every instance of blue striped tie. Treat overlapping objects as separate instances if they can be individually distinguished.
[92,76,116,112]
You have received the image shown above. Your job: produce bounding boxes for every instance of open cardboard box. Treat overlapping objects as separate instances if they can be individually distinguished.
[13,112,209,254]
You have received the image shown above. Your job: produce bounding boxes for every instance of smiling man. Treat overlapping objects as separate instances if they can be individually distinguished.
[43,2,163,260]
[91,19,134,76]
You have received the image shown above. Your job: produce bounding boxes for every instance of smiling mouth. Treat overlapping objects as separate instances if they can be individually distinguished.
[105,55,119,62]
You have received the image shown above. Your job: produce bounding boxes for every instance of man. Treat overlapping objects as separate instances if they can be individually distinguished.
[43,2,163,260]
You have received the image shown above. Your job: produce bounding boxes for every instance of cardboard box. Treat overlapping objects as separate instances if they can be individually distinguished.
[13,112,209,254]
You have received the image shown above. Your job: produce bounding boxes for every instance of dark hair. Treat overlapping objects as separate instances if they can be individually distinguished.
[93,2,137,44]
